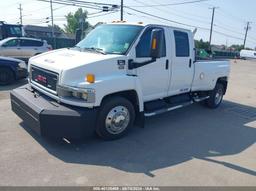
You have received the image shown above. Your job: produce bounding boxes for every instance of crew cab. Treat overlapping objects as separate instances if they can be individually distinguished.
[11,22,230,141]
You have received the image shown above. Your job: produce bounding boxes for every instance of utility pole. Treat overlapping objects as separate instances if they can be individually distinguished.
[209,7,218,51]
[50,0,56,49]
[18,4,23,25]
[120,0,124,21]
[243,22,251,49]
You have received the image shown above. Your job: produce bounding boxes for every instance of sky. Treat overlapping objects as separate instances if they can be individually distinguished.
[0,0,256,48]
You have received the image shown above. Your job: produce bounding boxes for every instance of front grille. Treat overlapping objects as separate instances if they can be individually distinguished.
[31,66,58,92]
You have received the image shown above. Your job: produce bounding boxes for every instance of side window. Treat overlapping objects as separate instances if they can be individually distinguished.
[136,28,166,58]
[20,39,43,47]
[33,40,43,47]
[20,40,32,47]
[174,31,190,57]
[4,39,19,47]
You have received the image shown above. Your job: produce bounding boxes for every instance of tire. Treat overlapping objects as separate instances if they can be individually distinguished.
[96,96,135,141]
[205,83,224,109]
[0,67,15,85]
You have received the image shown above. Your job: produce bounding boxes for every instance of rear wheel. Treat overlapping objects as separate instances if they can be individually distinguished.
[96,97,135,140]
[0,67,15,85]
[205,83,224,109]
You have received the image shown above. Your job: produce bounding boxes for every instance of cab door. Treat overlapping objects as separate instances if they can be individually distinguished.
[133,27,170,102]
[168,29,194,96]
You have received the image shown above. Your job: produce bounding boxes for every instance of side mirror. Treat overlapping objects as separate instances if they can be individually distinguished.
[150,29,164,59]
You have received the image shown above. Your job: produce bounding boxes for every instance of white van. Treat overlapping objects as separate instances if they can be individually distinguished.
[240,49,256,59]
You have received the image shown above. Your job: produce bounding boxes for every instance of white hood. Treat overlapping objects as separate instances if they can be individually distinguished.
[29,48,122,74]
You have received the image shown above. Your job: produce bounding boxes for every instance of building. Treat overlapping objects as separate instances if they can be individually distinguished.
[24,25,75,39]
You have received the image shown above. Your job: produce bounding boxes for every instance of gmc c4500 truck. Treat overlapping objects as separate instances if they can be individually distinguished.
[11,22,230,140]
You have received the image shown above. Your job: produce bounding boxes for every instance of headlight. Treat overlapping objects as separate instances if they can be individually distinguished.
[57,85,95,103]
[18,61,27,69]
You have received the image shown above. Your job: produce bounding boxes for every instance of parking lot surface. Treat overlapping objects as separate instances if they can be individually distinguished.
[0,60,255,186]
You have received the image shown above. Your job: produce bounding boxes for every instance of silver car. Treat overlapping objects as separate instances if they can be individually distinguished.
[0,37,52,61]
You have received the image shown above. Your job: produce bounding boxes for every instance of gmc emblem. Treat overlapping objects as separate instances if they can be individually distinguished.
[35,75,47,83]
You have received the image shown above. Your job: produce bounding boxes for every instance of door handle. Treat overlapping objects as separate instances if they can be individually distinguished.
[165,60,169,70]
[189,59,192,68]
[17,48,21,50]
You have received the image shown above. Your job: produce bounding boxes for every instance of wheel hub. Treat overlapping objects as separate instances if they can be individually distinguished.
[215,88,223,105]
[105,106,130,135]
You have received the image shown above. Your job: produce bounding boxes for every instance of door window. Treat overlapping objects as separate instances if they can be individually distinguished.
[174,31,190,57]
[20,39,43,47]
[4,39,19,47]
[136,27,166,58]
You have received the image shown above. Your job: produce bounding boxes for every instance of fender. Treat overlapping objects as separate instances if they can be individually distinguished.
[86,74,144,112]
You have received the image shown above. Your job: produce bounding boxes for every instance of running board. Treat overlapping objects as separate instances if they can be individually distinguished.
[193,96,210,102]
[144,101,193,117]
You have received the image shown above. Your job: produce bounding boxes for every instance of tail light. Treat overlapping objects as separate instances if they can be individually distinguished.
[47,46,52,51]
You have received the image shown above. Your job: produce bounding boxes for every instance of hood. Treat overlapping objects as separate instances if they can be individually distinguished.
[29,48,128,87]
[29,48,123,74]
[0,56,23,63]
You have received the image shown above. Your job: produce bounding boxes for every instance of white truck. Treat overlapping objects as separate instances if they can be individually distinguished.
[11,22,230,140]
[240,49,256,60]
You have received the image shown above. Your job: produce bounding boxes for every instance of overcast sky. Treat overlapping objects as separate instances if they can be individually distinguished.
[1,0,256,48]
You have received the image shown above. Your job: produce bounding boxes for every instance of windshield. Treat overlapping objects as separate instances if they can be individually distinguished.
[76,24,143,55]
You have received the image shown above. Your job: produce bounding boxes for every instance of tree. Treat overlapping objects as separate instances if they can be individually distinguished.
[64,8,90,36]
[229,44,249,51]
[195,39,210,50]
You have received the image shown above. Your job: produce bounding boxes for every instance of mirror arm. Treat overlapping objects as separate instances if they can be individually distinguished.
[128,58,157,70]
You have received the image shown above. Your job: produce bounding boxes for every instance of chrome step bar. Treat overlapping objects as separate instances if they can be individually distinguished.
[144,96,209,117]
[144,101,193,117]
[193,96,210,102]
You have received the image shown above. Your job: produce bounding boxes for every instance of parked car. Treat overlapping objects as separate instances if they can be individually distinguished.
[0,37,52,62]
[11,22,230,141]
[0,56,27,85]
[240,49,256,60]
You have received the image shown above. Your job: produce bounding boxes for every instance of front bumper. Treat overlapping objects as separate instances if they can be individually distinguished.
[10,85,98,140]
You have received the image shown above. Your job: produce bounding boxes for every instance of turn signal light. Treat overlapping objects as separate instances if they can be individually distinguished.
[86,74,95,83]
[152,38,157,49]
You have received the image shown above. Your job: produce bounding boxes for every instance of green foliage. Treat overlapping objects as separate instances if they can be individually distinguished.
[64,8,90,35]
[195,39,210,50]
[230,44,244,51]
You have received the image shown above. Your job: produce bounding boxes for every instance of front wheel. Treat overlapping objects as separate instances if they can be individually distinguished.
[96,97,135,140]
[205,83,224,109]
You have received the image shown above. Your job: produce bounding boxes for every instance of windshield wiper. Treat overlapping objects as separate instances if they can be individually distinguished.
[71,46,82,51]
[82,47,106,55]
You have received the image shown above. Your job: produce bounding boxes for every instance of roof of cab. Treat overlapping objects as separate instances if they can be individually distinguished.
[106,21,192,33]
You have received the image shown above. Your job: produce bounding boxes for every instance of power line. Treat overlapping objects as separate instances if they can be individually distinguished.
[125,10,169,25]
[132,0,211,25]
[125,6,253,44]
[125,6,209,30]
[37,0,104,10]
[88,11,118,19]
[128,0,210,7]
